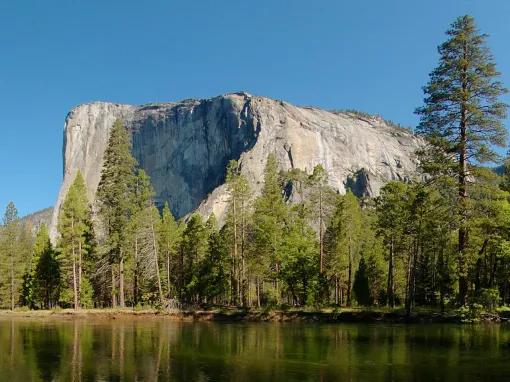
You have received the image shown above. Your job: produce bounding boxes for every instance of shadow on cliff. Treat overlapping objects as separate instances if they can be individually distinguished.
[131,95,260,219]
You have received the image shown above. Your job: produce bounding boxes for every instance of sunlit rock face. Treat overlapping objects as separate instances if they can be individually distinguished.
[49,92,421,240]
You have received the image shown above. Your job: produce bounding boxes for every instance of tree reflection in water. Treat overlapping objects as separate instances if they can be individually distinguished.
[0,318,508,381]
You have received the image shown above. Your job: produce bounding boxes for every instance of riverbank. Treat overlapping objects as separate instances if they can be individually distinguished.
[0,307,507,323]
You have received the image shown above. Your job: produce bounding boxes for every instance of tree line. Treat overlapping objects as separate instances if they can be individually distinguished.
[0,15,508,314]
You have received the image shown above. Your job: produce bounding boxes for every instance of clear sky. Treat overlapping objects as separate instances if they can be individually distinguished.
[1,0,509,216]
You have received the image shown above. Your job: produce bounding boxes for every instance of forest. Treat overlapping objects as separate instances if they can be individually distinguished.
[0,15,508,317]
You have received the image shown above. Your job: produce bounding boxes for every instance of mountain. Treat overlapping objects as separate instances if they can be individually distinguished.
[21,207,53,233]
[49,92,422,240]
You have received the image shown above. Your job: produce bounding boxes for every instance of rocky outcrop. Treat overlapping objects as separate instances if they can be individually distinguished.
[22,207,54,234]
[49,92,422,240]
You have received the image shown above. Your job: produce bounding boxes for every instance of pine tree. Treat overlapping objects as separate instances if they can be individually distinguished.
[360,210,387,306]
[353,258,370,306]
[325,192,362,306]
[20,224,56,308]
[180,214,209,305]
[33,226,60,308]
[96,119,137,308]
[375,182,410,308]
[197,214,229,304]
[159,202,180,300]
[57,172,93,309]
[129,169,164,307]
[0,202,24,309]
[252,154,288,305]
[225,160,251,305]
[308,165,335,275]
[279,205,318,306]
[416,15,508,305]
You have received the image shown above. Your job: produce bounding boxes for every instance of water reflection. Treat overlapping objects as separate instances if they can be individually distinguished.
[0,318,509,381]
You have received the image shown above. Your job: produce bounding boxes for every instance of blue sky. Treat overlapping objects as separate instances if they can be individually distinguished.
[1,0,509,216]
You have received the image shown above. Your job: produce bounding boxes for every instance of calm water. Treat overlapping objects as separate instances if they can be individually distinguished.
[0,318,509,381]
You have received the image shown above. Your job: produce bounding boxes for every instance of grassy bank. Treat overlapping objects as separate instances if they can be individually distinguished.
[0,306,507,323]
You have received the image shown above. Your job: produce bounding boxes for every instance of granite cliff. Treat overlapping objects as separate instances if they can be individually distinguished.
[49,92,422,240]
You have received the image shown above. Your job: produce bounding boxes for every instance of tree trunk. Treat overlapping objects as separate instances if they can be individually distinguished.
[10,253,14,311]
[71,217,79,309]
[78,241,82,308]
[319,187,324,274]
[458,40,469,306]
[134,237,139,306]
[179,246,184,303]
[72,252,78,309]
[347,238,352,307]
[335,275,339,306]
[111,265,117,308]
[405,247,414,317]
[241,205,246,306]
[256,276,261,308]
[233,195,238,306]
[387,238,395,308]
[119,253,125,308]
[275,263,280,305]
[150,216,164,306]
[166,251,171,299]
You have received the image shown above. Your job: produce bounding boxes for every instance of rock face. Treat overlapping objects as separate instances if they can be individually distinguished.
[49,92,422,240]
[22,207,54,234]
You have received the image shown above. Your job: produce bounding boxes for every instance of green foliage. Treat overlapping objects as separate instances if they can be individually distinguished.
[416,15,507,164]
[20,225,60,309]
[224,160,251,305]
[180,214,209,305]
[96,119,137,307]
[353,258,370,306]
[196,215,229,304]
[0,202,27,309]
[416,15,508,305]
[159,202,181,300]
[475,288,500,312]
[34,237,60,309]
[325,192,363,305]
[280,206,318,306]
[251,154,288,303]
[57,172,93,308]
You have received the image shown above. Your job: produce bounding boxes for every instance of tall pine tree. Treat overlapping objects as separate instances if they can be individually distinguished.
[416,15,508,304]
[57,172,93,309]
[96,119,137,308]
[252,154,288,305]
[0,202,24,309]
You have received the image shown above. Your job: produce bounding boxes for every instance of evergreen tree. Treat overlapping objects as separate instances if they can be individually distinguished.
[375,182,410,307]
[252,154,288,305]
[308,165,336,275]
[33,226,60,308]
[225,159,251,305]
[358,208,386,305]
[0,202,24,309]
[57,172,93,309]
[179,214,209,305]
[279,206,318,306]
[197,214,229,304]
[325,192,362,306]
[129,170,163,306]
[20,224,57,308]
[96,119,137,308]
[416,15,508,304]
[159,202,180,300]
[353,258,370,306]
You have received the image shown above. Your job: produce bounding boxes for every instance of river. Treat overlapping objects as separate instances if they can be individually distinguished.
[0,317,508,381]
